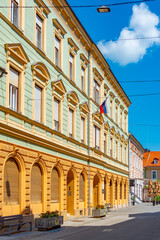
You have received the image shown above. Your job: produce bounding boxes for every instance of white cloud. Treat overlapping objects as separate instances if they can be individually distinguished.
[97,3,160,66]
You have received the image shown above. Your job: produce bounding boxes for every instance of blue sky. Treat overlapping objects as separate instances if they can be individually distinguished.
[67,0,160,151]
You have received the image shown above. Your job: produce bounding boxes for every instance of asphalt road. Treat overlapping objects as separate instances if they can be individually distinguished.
[55,210,160,240]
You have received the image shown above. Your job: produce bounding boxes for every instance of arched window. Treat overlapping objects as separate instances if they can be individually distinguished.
[51,167,59,202]
[31,163,42,203]
[4,158,19,205]
[120,182,122,199]
[115,181,117,200]
[79,173,84,201]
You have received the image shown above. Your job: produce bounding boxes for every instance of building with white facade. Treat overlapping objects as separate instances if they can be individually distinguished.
[129,134,144,204]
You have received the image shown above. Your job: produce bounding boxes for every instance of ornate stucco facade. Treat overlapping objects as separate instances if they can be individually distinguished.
[0,0,131,218]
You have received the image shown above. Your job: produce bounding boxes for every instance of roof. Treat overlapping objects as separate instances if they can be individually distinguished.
[143,152,160,168]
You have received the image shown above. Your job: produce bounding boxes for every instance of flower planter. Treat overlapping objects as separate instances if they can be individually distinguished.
[132,201,135,206]
[35,216,63,230]
[92,208,107,218]
[153,201,155,206]
[156,201,158,205]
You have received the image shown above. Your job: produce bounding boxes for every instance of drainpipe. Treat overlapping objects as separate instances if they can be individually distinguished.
[88,50,91,215]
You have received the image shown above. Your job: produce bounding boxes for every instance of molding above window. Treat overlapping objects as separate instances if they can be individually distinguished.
[34,0,51,15]
[110,126,115,135]
[67,91,79,106]
[80,53,89,65]
[120,104,125,110]
[109,91,115,99]
[51,79,66,97]
[124,109,128,115]
[115,131,120,139]
[79,102,89,115]
[104,83,110,92]
[31,62,50,83]
[115,98,120,105]
[93,67,104,82]
[92,111,103,125]
[104,121,110,130]
[68,38,79,52]
[53,19,67,36]
[5,43,30,66]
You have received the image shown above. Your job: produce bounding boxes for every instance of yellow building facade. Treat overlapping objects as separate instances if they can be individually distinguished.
[0,0,131,219]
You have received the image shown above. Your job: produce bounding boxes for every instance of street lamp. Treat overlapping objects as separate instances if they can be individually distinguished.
[0,66,7,78]
[97,5,111,13]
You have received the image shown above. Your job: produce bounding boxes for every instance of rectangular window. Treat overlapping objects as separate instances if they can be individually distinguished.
[81,117,85,143]
[36,14,42,49]
[116,141,118,160]
[110,100,113,119]
[104,133,106,153]
[9,68,19,112]
[116,106,118,124]
[35,85,42,122]
[69,109,73,138]
[11,0,19,27]
[152,170,157,180]
[54,98,59,131]
[120,112,123,129]
[121,145,123,162]
[81,67,85,92]
[94,80,100,104]
[55,36,60,67]
[69,53,74,81]
[110,137,112,157]
[94,125,100,150]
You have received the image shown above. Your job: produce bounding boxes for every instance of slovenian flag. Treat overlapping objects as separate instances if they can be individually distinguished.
[100,98,108,114]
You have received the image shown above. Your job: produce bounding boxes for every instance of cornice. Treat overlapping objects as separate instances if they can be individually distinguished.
[35,0,51,15]
[53,18,67,36]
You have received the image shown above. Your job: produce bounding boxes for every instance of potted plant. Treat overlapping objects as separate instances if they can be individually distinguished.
[153,198,156,206]
[156,196,159,205]
[132,196,136,206]
[35,211,63,230]
[158,196,160,204]
[92,205,107,218]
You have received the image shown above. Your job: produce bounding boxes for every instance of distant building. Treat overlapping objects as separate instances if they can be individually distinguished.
[129,134,144,204]
[143,151,160,181]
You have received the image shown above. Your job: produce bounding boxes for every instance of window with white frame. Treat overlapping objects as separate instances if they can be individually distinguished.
[81,117,85,143]
[116,141,118,160]
[55,36,60,67]
[152,170,157,180]
[34,85,42,122]
[104,133,106,153]
[69,108,73,138]
[93,125,100,150]
[120,144,123,162]
[116,106,118,124]
[54,98,60,131]
[81,67,85,92]
[69,53,74,81]
[94,80,100,104]
[9,67,19,112]
[110,100,113,119]
[36,14,42,49]
[11,0,19,27]
[110,137,113,157]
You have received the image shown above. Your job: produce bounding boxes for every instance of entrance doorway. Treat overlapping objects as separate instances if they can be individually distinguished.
[93,174,100,207]
[67,169,74,215]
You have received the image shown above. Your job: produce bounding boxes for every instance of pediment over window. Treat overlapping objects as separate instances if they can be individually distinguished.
[34,0,51,15]
[93,68,104,81]
[104,121,110,130]
[104,83,110,92]
[68,38,79,52]
[5,43,30,65]
[51,79,66,96]
[92,111,104,124]
[120,135,125,142]
[110,126,115,135]
[115,131,120,139]
[53,19,67,36]
[31,62,50,82]
[79,102,89,114]
[67,91,79,106]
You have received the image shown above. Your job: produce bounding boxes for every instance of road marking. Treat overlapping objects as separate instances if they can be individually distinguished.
[102,229,113,232]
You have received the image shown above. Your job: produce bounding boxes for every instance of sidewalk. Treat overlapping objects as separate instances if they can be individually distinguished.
[1,202,158,240]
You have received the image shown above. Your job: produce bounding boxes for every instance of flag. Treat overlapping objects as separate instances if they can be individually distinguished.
[100,98,108,114]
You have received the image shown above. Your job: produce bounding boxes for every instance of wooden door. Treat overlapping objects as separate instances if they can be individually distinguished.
[93,185,98,207]
[67,170,74,215]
